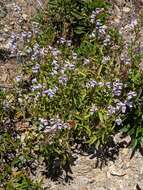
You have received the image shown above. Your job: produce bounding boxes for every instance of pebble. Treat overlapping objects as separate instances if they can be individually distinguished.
[22,13,28,21]
[123,7,130,13]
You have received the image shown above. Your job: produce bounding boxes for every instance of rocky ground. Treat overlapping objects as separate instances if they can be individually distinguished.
[0,0,44,87]
[44,148,143,190]
[0,0,143,189]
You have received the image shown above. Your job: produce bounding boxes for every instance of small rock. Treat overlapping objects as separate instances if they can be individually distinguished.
[108,165,126,177]
[121,148,129,156]
[123,7,130,13]
[0,73,8,82]
[80,188,88,190]
[22,13,28,21]
[3,28,9,32]
[114,17,121,24]
[0,38,3,42]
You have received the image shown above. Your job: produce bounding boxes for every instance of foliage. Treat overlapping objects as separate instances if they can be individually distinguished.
[6,172,42,190]
[0,0,143,188]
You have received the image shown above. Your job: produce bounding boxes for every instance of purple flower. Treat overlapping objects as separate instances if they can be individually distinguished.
[15,75,22,82]
[113,80,123,96]
[53,86,58,93]
[51,60,58,66]
[39,118,49,126]
[96,20,102,28]
[60,37,66,44]
[59,75,68,85]
[95,8,102,14]
[43,89,55,97]
[115,118,122,126]
[121,103,126,113]
[102,56,110,64]
[127,91,137,100]
[130,19,137,28]
[31,84,42,91]
[32,64,40,73]
[90,11,96,23]
[32,78,37,83]
[67,40,72,46]
[21,31,28,39]
[65,62,75,70]
[86,80,97,88]
[51,48,60,57]
[72,52,77,60]
[107,105,116,115]
[36,0,44,8]
[105,82,111,88]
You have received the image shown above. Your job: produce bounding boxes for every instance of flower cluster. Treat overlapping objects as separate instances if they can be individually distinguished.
[90,8,104,23]
[39,117,69,133]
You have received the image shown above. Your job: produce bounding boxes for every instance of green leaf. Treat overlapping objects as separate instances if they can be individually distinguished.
[98,112,104,123]
[88,135,97,145]
[130,138,138,151]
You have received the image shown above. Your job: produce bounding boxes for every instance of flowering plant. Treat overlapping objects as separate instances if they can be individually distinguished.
[0,0,143,188]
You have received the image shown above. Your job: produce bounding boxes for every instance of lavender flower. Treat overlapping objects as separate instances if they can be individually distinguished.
[21,31,28,40]
[43,89,55,97]
[14,5,22,13]
[59,37,66,44]
[113,80,123,96]
[59,75,68,85]
[15,75,22,82]
[130,19,138,28]
[102,56,110,64]
[32,78,37,83]
[86,80,97,88]
[3,100,9,111]
[53,85,58,93]
[105,82,111,88]
[98,26,106,34]
[39,118,49,126]
[115,118,122,126]
[90,11,96,23]
[67,40,72,46]
[115,101,127,113]
[51,48,61,57]
[72,52,77,60]
[107,105,116,115]
[31,84,42,91]
[103,35,111,46]
[121,103,126,113]
[32,64,40,73]
[127,91,137,100]
[65,61,75,70]
[36,0,44,8]
[96,20,102,28]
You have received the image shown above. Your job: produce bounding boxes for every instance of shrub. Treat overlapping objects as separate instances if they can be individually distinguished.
[0,0,143,187]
